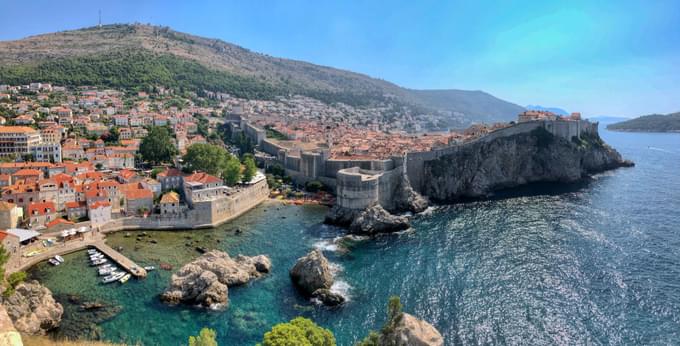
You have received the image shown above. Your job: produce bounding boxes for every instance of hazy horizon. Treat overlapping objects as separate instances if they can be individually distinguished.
[1,0,679,118]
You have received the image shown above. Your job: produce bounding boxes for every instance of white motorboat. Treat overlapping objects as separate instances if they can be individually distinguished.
[144,266,156,271]
[91,258,108,266]
[98,266,117,275]
[48,258,60,266]
[119,274,131,283]
[102,272,125,284]
[87,249,100,255]
[54,255,65,263]
[90,253,104,259]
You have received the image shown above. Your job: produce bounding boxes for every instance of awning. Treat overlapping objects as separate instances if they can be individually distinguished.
[6,228,41,242]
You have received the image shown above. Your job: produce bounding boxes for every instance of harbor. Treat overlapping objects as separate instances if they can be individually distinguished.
[14,229,147,279]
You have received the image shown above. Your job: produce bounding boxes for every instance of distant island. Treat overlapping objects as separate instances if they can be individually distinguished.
[607,112,680,132]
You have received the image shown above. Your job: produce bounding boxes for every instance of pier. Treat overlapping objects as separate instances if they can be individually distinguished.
[14,237,147,278]
[92,242,147,277]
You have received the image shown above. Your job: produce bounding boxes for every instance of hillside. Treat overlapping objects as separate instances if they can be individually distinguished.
[607,112,680,132]
[0,24,524,123]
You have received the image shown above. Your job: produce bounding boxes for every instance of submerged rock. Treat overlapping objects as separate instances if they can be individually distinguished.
[311,288,345,306]
[289,249,333,296]
[380,313,444,346]
[160,250,271,308]
[2,280,63,335]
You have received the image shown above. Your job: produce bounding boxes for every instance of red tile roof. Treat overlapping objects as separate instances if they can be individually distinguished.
[46,218,74,228]
[184,172,221,185]
[28,201,56,216]
[125,188,153,200]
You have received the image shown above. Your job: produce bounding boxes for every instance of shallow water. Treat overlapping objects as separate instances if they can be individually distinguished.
[30,129,680,345]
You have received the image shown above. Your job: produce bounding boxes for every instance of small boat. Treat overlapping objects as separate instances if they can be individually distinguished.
[98,266,117,275]
[144,266,156,271]
[90,258,108,266]
[119,274,131,283]
[87,249,100,255]
[48,258,60,266]
[54,255,65,263]
[102,272,125,284]
[25,250,43,257]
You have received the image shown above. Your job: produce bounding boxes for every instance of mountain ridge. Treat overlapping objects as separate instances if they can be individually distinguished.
[0,23,525,124]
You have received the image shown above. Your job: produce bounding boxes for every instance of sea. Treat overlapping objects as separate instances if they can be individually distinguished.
[28,128,680,345]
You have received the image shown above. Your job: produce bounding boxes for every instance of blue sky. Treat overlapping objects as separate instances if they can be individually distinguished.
[1,0,679,117]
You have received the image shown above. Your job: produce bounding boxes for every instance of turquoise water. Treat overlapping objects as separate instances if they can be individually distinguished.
[29,129,680,345]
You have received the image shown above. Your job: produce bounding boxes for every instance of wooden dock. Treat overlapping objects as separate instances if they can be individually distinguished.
[93,242,147,278]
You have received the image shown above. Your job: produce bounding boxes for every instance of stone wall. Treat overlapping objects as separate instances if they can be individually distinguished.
[335,167,380,210]
[101,179,269,231]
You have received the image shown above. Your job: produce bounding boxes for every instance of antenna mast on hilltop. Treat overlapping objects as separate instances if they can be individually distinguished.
[98,10,102,28]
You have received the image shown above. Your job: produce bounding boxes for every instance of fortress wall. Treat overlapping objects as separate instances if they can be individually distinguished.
[336,167,380,210]
[324,159,394,179]
[377,167,403,211]
[284,155,301,171]
[261,139,287,157]
[100,179,269,230]
[300,151,326,179]
[243,122,266,145]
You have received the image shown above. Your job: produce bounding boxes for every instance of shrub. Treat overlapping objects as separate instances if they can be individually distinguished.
[260,317,335,346]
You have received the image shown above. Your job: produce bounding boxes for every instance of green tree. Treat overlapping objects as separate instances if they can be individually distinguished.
[103,126,120,144]
[305,180,324,193]
[140,126,178,165]
[182,143,229,176]
[188,327,218,346]
[241,154,257,183]
[261,317,335,346]
[357,296,404,346]
[222,157,242,186]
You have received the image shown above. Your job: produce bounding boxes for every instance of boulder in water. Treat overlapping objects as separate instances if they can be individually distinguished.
[311,288,345,306]
[160,250,271,308]
[289,249,333,296]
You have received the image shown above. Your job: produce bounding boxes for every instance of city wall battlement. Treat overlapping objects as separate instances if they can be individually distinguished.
[249,119,598,207]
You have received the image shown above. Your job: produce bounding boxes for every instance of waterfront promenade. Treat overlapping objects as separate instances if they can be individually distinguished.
[10,230,147,278]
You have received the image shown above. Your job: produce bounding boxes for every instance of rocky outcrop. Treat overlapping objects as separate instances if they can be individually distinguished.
[290,250,346,306]
[381,313,444,346]
[310,288,345,307]
[350,205,410,234]
[422,128,633,202]
[2,281,63,335]
[290,250,333,295]
[392,176,428,213]
[326,204,410,235]
[160,250,271,308]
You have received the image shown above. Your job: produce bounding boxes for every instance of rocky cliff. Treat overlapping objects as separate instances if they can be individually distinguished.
[380,313,444,346]
[2,281,63,336]
[422,127,633,202]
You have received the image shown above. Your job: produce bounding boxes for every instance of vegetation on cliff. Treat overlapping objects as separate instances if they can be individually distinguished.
[259,317,336,346]
[607,112,680,132]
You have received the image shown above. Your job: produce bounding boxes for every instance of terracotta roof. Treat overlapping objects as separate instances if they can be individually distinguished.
[125,188,153,200]
[184,172,221,185]
[65,201,86,209]
[85,189,108,199]
[46,218,74,228]
[12,169,42,177]
[89,201,111,209]
[160,191,180,204]
[28,201,56,216]
[157,168,183,178]
[118,169,137,180]
[0,126,38,134]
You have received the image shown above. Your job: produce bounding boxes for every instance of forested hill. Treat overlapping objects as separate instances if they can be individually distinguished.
[0,24,524,123]
[607,112,680,132]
